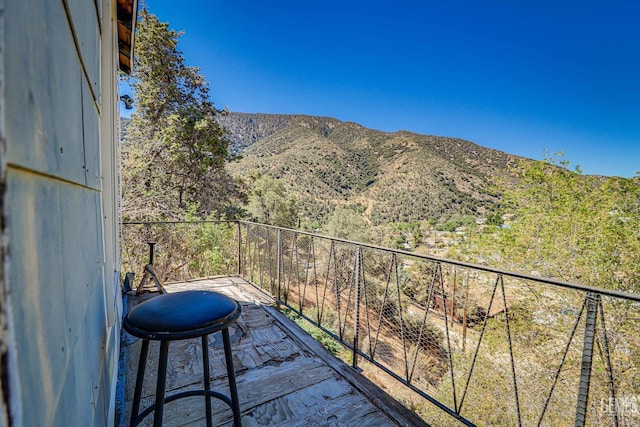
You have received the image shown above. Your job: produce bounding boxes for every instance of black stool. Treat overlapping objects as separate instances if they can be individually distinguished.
[124,290,242,427]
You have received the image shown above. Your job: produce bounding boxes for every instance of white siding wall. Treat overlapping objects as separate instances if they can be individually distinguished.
[100,1,124,425]
[0,0,122,425]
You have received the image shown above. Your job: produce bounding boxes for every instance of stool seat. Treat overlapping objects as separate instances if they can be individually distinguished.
[124,290,242,427]
[124,290,241,339]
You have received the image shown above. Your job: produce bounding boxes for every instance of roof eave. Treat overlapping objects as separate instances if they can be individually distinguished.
[117,0,139,74]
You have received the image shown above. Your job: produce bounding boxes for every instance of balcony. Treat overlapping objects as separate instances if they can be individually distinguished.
[120,221,640,426]
[119,276,425,426]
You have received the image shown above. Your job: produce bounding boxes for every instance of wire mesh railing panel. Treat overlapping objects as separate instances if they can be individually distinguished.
[121,221,238,284]
[121,220,640,426]
[240,222,279,295]
[591,296,640,427]
[236,222,640,427]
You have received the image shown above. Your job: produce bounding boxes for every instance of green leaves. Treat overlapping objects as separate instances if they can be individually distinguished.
[326,206,373,243]
[246,173,298,227]
[462,154,640,293]
[122,10,239,220]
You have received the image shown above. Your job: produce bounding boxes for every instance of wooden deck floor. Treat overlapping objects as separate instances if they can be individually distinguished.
[119,277,428,427]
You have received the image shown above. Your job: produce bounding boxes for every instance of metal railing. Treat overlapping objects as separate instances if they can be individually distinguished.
[121,220,640,427]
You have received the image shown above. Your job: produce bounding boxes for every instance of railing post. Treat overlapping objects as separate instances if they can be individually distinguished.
[276,229,282,306]
[575,292,599,427]
[236,221,242,277]
[598,299,619,427]
[352,245,362,370]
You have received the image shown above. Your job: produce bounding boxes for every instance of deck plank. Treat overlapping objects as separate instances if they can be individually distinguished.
[120,277,428,426]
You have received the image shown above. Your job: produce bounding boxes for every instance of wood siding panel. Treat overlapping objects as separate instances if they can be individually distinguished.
[7,171,73,425]
[83,76,101,189]
[66,0,101,103]
[2,0,122,425]
[5,1,88,185]
[7,170,108,425]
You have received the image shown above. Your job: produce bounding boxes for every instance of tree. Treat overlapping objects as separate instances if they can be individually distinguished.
[457,153,640,293]
[246,173,298,227]
[121,9,240,220]
[325,206,373,243]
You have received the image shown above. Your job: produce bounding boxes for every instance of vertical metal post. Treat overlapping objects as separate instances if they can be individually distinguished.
[153,341,170,427]
[598,299,619,427]
[451,268,457,326]
[222,328,242,427]
[352,246,361,370]
[236,222,242,277]
[148,242,156,265]
[201,335,212,427]
[462,273,469,353]
[330,241,341,337]
[130,340,149,426]
[276,229,282,305]
[575,293,599,427]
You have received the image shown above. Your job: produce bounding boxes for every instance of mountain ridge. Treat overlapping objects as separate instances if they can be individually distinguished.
[221,112,527,225]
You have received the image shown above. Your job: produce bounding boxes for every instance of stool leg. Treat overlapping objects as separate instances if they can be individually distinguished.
[222,328,242,427]
[201,335,212,427]
[154,340,170,427]
[130,339,149,427]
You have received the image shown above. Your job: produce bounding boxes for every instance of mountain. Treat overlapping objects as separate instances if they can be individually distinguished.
[220,112,526,225]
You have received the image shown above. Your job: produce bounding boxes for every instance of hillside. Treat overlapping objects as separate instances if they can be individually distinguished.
[221,112,526,225]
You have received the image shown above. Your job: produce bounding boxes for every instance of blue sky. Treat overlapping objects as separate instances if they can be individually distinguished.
[131,1,640,177]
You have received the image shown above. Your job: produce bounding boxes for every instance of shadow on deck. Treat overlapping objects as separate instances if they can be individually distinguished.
[118,277,428,426]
